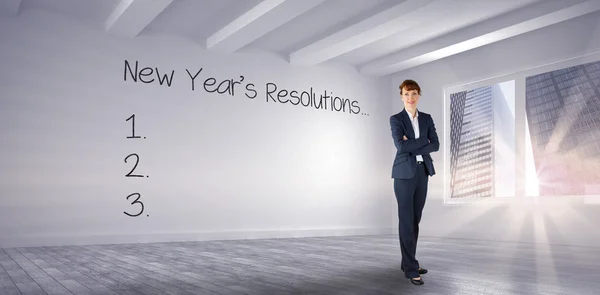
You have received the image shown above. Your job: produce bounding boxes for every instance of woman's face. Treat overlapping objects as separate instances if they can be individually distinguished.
[401,88,420,108]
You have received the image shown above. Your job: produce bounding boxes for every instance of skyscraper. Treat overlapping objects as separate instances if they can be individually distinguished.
[450,86,494,198]
[525,60,600,196]
[449,82,516,199]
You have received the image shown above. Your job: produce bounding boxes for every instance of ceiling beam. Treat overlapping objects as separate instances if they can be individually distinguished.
[0,0,22,17]
[360,0,600,76]
[105,0,173,37]
[288,0,440,66]
[206,0,326,53]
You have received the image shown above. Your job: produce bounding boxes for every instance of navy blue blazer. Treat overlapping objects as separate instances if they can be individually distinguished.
[390,109,439,179]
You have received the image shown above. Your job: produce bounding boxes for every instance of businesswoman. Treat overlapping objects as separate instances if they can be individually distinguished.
[389,79,439,285]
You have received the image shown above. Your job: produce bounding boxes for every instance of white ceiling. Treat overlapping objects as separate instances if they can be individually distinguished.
[3,0,600,77]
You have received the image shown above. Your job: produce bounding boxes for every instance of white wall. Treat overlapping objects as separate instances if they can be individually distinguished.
[0,9,396,248]
[391,11,600,247]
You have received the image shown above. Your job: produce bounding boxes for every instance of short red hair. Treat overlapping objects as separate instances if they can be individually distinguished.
[399,79,421,95]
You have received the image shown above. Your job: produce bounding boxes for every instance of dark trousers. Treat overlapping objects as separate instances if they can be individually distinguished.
[394,163,429,278]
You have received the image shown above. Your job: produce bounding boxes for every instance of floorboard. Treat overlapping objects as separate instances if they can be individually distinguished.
[1,235,598,295]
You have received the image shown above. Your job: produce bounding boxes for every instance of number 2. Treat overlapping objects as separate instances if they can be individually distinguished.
[124,153,144,177]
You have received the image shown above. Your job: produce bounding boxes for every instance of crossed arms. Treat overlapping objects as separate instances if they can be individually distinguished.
[390,115,439,156]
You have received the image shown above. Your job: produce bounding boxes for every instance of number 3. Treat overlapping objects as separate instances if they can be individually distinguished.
[124,193,144,217]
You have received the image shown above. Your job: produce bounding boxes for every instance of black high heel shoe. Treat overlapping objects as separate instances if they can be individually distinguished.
[404,273,424,285]
[408,277,424,285]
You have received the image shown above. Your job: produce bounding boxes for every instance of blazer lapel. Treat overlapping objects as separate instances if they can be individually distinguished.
[400,109,415,138]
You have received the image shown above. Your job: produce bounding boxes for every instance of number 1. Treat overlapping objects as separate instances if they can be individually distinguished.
[126,114,141,139]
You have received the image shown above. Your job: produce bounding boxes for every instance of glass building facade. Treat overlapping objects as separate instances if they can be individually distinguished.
[525,60,600,196]
[450,86,494,198]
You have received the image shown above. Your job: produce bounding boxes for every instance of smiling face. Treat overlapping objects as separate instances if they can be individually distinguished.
[401,87,420,110]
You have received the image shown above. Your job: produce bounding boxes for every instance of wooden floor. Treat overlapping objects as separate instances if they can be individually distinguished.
[1,235,598,295]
